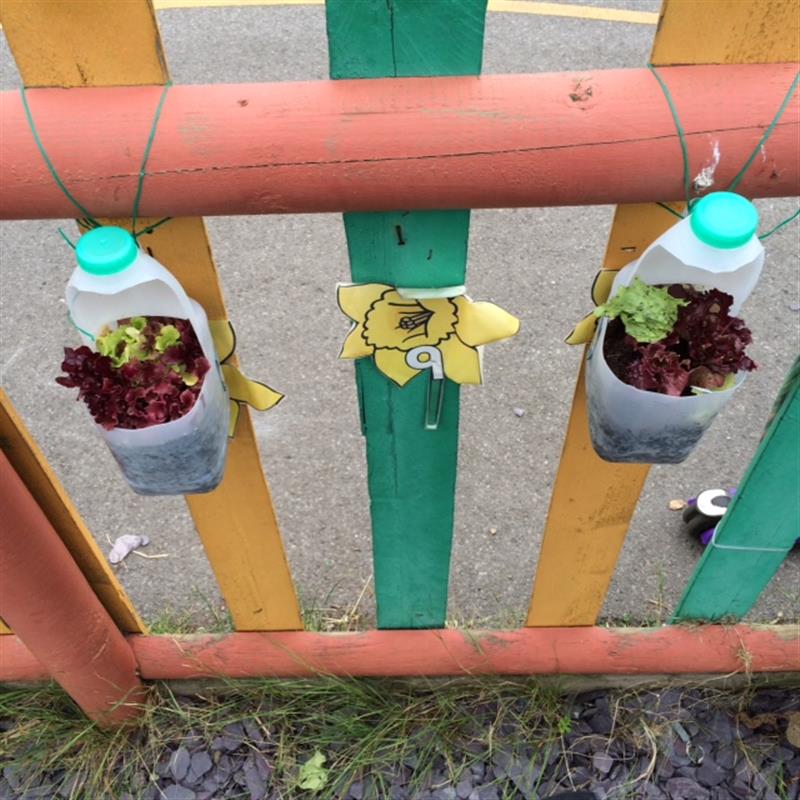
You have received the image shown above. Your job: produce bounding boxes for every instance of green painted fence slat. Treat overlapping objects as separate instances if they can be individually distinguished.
[326,0,488,628]
[672,363,799,622]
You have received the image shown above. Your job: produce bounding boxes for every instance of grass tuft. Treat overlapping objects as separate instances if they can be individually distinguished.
[0,678,571,799]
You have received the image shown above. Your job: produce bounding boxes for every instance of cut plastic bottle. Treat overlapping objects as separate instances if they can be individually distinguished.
[66,226,230,494]
[586,192,764,464]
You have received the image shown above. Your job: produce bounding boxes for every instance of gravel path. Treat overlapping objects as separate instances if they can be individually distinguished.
[2,686,798,799]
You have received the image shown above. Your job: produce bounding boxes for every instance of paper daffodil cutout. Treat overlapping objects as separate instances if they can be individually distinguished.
[209,320,284,437]
[337,283,519,386]
[565,267,621,345]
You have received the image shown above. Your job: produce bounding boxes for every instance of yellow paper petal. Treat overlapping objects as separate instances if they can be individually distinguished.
[374,348,420,387]
[565,312,599,345]
[337,283,392,322]
[439,337,483,384]
[340,325,373,359]
[222,363,284,411]
[591,268,621,306]
[452,297,520,347]
[209,319,236,363]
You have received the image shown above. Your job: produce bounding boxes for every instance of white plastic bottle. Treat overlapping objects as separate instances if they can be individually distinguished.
[66,226,230,494]
[586,192,764,464]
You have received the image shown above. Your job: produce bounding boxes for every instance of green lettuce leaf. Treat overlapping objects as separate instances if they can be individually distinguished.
[155,324,181,352]
[298,751,328,792]
[594,277,686,343]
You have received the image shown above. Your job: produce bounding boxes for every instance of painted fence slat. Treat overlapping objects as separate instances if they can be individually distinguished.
[0,390,145,634]
[673,364,800,621]
[0,450,146,726]
[326,0,487,628]
[2,1,302,631]
[527,0,797,627]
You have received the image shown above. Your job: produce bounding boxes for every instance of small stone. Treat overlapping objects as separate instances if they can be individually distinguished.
[187,751,213,783]
[669,499,687,510]
[513,408,525,417]
[592,752,614,774]
[432,788,456,800]
[666,777,710,800]
[244,755,268,800]
[707,710,735,746]
[669,740,692,768]
[588,712,613,735]
[714,745,736,770]
[350,780,363,799]
[161,787,196,800]
[169,747,191,782]
[456,778,473,799]
[697,758,726,787]
[790,302,800,312]
[477,786,499,800]
[643,786,668,800]
[657,758,675,780]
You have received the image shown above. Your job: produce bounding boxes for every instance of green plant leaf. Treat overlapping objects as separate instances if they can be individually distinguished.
[155,324,181,353]
[594,277,686,343]
[298,751,329,792]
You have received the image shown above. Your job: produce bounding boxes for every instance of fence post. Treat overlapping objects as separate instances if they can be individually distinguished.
[326,0,488,628]
[0,451,146,726]
[0,0,302,631]
[526,0,800,626]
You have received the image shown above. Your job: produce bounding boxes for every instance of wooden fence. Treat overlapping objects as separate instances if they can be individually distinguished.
[0,0,798,727]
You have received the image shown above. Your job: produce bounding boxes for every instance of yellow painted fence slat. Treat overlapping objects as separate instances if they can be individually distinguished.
[1,1,302,631]
[527,0,796,626]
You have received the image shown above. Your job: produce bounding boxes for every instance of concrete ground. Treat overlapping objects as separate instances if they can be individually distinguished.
[1,0,798,629]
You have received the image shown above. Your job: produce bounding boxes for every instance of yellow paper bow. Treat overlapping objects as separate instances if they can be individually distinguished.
[209,320,284,436]
[337,283,519,386]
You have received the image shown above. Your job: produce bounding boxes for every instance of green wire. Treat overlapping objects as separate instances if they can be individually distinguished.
[729,70,800,192]
[759,207,800,240]
[648,64,693,210]
[132,82,172,237]
[656,201,685,220]
[57,227,77,249]
[20,82,173,244]
[648,65,800,238]
[134,215,173,240]
[20,87,101,227]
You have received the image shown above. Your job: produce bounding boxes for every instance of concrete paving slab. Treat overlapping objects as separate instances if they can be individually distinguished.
[1,2,797,628]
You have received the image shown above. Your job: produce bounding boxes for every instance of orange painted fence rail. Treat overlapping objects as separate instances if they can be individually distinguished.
[1,64,798,220]
[1,626,798,682]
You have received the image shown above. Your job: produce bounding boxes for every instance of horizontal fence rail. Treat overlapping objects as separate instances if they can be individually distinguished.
[1,626,799,681]
[1,63,798,220]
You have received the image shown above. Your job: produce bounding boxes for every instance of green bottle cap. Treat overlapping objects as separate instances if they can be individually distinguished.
[75,226,139,275]
[690,192,759,250]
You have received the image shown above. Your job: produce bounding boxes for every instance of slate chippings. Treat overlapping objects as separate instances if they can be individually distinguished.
[0,688,798,799]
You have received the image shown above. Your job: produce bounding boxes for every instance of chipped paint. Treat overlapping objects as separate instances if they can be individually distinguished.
[694,139,721,191]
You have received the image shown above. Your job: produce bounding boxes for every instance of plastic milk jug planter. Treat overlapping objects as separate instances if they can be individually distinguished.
[586,192,764,464]
[65,227,230,495]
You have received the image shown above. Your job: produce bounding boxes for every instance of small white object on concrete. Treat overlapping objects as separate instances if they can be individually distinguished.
[108,534,150,565]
